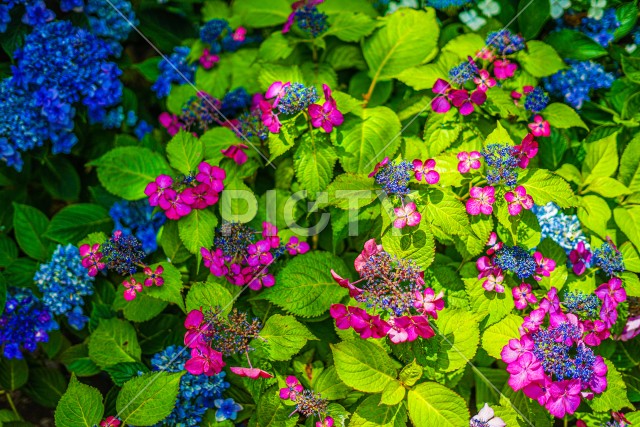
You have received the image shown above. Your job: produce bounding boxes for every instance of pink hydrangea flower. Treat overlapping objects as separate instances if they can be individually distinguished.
[233,26,247,41]
[188,183,219,209]
[230,366,273,379]
[247,240,273,266]
[529,115,551,137]
[523,376,552,406]
[504,186,533,216]
[159,189,194,220]
[185,345,225,376]
[159,112,183,136]
[248,271,275,291]
[199,48,220,69]
[259,100,281,133]
[145,174,174,207]
[482,272,505,293]
[123,278,143,301]
[316,417,334,427]
[286,236,310,255]
[486,232,503,255]
[265,81,290,106]
[309,84,343,133]
[513,283,537,310]
[184,309,210,349]
[533,252,556,279]
[279,376,303,400]
[473,69,496,92]
[262,222,280,247]
[476,256,497,279]
[393,202,421,229]
[514,134,539,168]
[501,335,534,364]
[354,239,383,272]
[448,88,487,115]
[413,288,445,318]
[466,186,495,215]
[387,315,433,343]
[368,157,389,178]
[470,403,506,427]
[544,379,581,418]
[201,247,228,276]
[195,162,226,192]
[221,144,249,165]
[413,158,439,184]
[568,241,591,276]
[457,151,481,174]
[330,304,367,330]
[100,417,121,427]
[595,277,627,305]
[493,59,517,80]
[430,78,452,113]
[79,243,105,276]
[521,308,546,333]
[506,351,545,391]
[143,265,164,287]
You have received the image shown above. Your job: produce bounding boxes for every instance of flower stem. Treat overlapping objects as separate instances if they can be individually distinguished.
[5,392,20,419]
[564,416,568,427]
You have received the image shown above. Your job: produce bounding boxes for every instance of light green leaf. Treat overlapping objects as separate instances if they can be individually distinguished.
[586,177,631,198]
[381,380,406,406]
[484,121,514,146]
[257,251,349,317]
[543,103,588,130]
[520,169,577,208]
[424,189,470,237]
[201,127,238,165]
[113,291,168,323]
[117,371,184,426]
[442,33,485,60]
[407,382,470,427]
[145,262,185,311]
[12,203,50,261]
[295,135,337,198]
[619,134,640,193]
[620,242,640,273]
[588,359,633,412]
[88,318,141,368]
[583,133,619,183]
[166,130,204,175]
[423,110,460,156]
[363,8,439,81]
[233,0,290,28]
[326,173,378,210]
[614,206,640,250]
[555,163,582,185]
[382,203,435,270]
[90,147,172,200]
[186,280,234,315]
[482,314,522,359]
[178,209,218,255]
[324,12,376,42]
[465,277,515,327]
[399,360,423,387]
[260,314,317,361]
[395,52,458,91]
[332,340,397,393]
[54,375,104,427]
[348,395,407,427]
[577,195,611,239]
[252,388,298,427]
[312,366,352,401]
[258,32,294,62]
[44,204,112,245]
[430,309,480,372]
[337,106,402,174]
[517,41,564,77]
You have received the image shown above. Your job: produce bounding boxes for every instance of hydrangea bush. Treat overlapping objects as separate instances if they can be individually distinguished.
[1,0,640,426]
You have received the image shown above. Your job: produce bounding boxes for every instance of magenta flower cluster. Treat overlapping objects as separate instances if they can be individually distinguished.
[330,239,444,344]
[279,376,334,427]
[145,161,225,220]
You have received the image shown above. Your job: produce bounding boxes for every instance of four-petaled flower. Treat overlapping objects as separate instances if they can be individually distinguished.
[99,416,121,427]
[514,134,539,168]
[493,59,517,80]
[505,186,534,215]
[185,345,225,376]
[143,265,164,287]
[279,375,304,400]
[221,144,249,165]
[394,202,421,229]
[286,236,310,255]
[474,69,496,92]
[528,115,550,137]
[123,278,143,301]
[449,89,487,116]
[466,186,496,215]
[569,241,591,275]
[482,272,505,293]
[431,79,452,113]
[512,282,538,310]
[413,158,440,184]
[413,288,445,318]
[214,398,243,422]
[308,84,343,133]
[144,174,174,207]
[457,151,482,174]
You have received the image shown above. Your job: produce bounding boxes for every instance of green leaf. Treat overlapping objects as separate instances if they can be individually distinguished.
[294,135,337,198]
[520,169,577,208]
[233,0,290,28]
[465,277,515,327]
[577,195,611,238]
[482,314,522,359]
[517,0,549,39]
[430,309,480,373]
[88,318,141,368]
[326,173,378,210]
[619,134,640,193]
[337,106,402,174]
[41,157,81,202]
[614,206,640,250]
[545,29,607,61]
[395,52,458,91]
[588,359,633,412]
[543,103,588,130]
[399,360,423,387]
[12,203,50,261]
[620,242,640,273]
[312,366,352,401]
[90,147,172,201]
[381,204,435,270]
[517,41,564,77]
[484,121,514,146]
[424,189,470,237]
[258,32,294,62]
[159,220,192,264]
[59,344,101,378]
[166,130,204,175]
[0,236,18,268]
[324,12,376,42]
[582,132,619,183]
[116,371,184,426]
[201,127,238,165]
[104,362,150,387]
[423,110,460,156]
[114,291,168,323]
[614,2,638,40]
[268,124,295,161]
[260,314,317,361]
[586,177,631,198]
[257,251,349,317]
[363,8,439,81]
[178,209,218,255]
[24,367,67,408]
[186,279,234,315]
[622,55,640,84]
[54,374,104,427]
[407,382,470,427]
[348,395,407,427]
[442,33,486,60]
[44,204,112,245]
[145,262,185,311]
[252,387,298,427]
[332,340,397,393]
[0,357,28,391]
[381,380,406,406]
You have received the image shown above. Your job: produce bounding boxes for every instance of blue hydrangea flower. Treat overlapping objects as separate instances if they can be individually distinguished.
[85,0,138,56]
[0,5,11,32]
[0,287,58,359]
[481,144,519,186]
[134,120,153,140]
[449,60,479,85]
[580,8,620,47]
[0,20,123,170]
[278,83,319,115]
[593,241,625,277]
[126,110,138,127]
[221,87,252,118]
[151,346,230,427]
[373,160,412,197]
[34,244,95,330]
[109,200,166,253]
[214,398,243,422]
[494,245,537,279]
[102,232,146,275]
[21,1,55,26]
[543,60,614,109]
[294,5,328,37]
[563,291,599,318]
[486,29,526,55]
[524,87,550,113]
[152,46,197,98]
[426,0,473,9]
[200,19,230,45]
[531,202,588,255]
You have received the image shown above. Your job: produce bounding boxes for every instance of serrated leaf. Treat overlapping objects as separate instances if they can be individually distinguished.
[348,395,407,427]
[399,360,423,387]
[482,314,522,359]
[104,362,150,387]
[90,147,172,201]
[88,318,141,368]
[588,359,633,412]
[324,12,376,42]
[520,169,577,208]
[543,103,588,130]
[257,251,349,317]
[260,314,317,361]
[24,367,67,408]
[484,121,514,146]
[620,242,640,273]
[407,382,470,427]
[294,135,337,199]
[186,280,234,315]
[586,177,631,198]
[145,262,185,311]
[116,371,184,426]
[59,344,101,377]
[465,277,514,327]
[423,111,460,156]
[332,340,397,393]
[577,195,611,239]
[44,204,112,245]
[424,189,470,237]
[54,374,104,427]
[178,209,217,255]
[326,173,378,210]
[614,206,640,250]
[12,203,50,261]
[619,134,640,193]
[252,387,298,427]
[363,8,438,81]
[381,380,406,406]
[518,41,564,77]
[312,366,352,401]
[166,130,204,175]
[430,309,480,372]
[381,203,435,270]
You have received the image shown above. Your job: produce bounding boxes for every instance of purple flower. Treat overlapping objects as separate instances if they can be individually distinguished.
[449,89,486,115]
[159,189,193,220]
[247,240,273,267]
[195,162,226,193]
[506,352,545,391]
[393,202,421,229]
[286,236,310,255]
[145,175,174,207]
[279,376,304,400]
[569,242,591,275]
[544,379,581,418]
[431,78,452,113]
[309,84,343,133]
[412,158,439,184]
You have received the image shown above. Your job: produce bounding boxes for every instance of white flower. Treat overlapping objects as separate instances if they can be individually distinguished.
[460,9,487,31]
[387,0,419,14]
[625,44,638,54]
[478,0,501,17]
[587,0,607,20]
[470,403,506,427]
[549,0,571,19]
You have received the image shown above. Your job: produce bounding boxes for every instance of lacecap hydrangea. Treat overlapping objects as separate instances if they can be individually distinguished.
[150,345,231,427]
[109,200,166,253]
[0,20,123,170]
[34,244,95,330]
[152,46,197,98]
[532,202,588,255]
[543,60,614,109]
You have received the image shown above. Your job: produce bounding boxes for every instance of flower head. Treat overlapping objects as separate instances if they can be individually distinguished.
[214,398,243,421]
[280,376,304,400]
[514,134,539,168]
[505,186,534,216]
[466,186,495,215]
[394,202,422,229]
[457,151,482,174]
[529,115,551,137]
[470,403,506,427]
[513,283,538,310]
[569,242,592,275]
[413,158,440,184]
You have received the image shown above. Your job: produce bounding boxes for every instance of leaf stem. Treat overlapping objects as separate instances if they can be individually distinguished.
[5,392,21,419]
